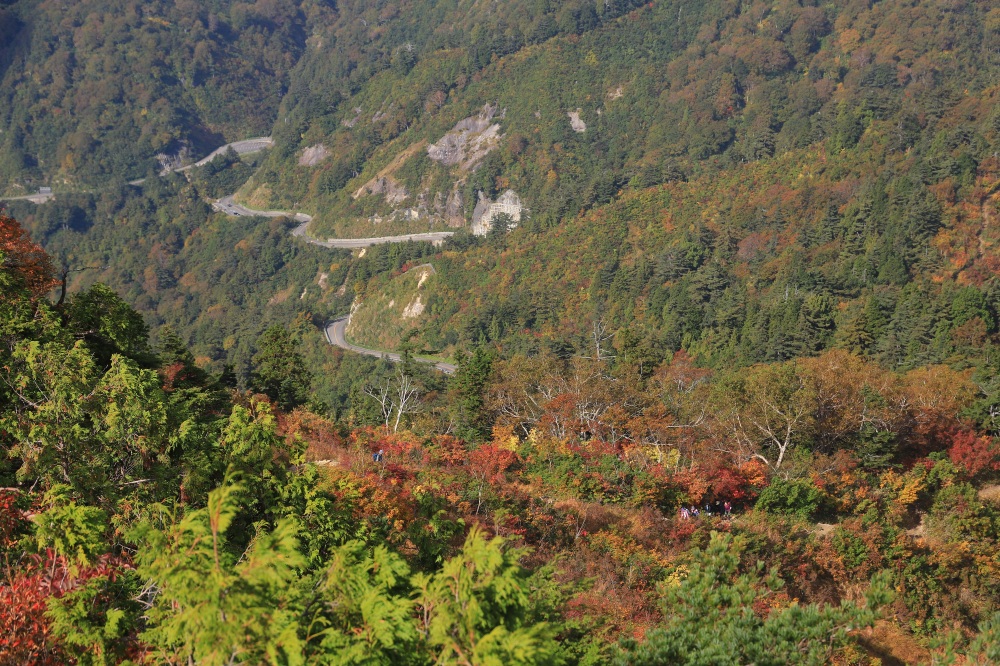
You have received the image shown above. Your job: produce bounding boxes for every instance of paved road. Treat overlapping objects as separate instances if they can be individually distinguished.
[324,315,457,374]
[4,138,460,375]
[212,198,455,248]
[129,137,274,185]
[213,195,313,222]
[1,192,55,203]
[3,133,456,250]
[292,221,455,248]
[189,137,273,169]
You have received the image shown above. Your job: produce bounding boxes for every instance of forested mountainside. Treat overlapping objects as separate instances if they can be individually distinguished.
[4,211,1000,663]
[0,0,329,189]
[4,0,1000,662]
[249,0,1000,238]
[5,0,1000,383]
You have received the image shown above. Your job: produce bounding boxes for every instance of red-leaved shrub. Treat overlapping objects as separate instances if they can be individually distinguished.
[948,430,1000,477]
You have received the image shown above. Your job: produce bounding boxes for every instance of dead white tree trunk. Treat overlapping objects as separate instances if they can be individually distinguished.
[392,368,420,433]
[592,317,615,361]
[365,380,393,432]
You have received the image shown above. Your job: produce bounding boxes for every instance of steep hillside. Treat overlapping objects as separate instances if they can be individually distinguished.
[4,0,999,382]
[4,212,1000,663]
[355,128,1000,374]
[7,1,1000,662]
[270,0,1000,383]
[347,262,444,353]
[0,0,331,191]
[5,0,1000,414]
[0,172,343,381]
[246,0,1000,241]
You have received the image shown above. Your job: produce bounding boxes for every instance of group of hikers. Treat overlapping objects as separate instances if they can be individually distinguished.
[679,500,733,520]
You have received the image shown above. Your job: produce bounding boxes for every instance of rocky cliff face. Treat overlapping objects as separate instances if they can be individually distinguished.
[427,103,503,170]
[347,103,517,234]
[472,189,523,236]
[155,142,194,174]
[433,187,466,227]
[298,144,330,166]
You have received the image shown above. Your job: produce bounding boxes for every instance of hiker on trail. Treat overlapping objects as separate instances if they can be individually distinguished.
[690,506,699,517]
[704,503,712,516]
[373,449,384,463]
[724,501,732,516]
[680,507,690,520]
[714,500,722,514]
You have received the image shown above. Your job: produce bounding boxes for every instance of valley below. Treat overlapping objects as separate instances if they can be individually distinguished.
[2,0,1000,662]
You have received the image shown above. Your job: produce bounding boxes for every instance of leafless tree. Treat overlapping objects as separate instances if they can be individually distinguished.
[590,317,615,361]
[364,379,394,432]
[392,368,420,433]
[365,366,421,433]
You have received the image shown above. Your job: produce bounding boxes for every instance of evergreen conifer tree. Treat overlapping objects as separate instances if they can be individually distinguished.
[251,325,312,410]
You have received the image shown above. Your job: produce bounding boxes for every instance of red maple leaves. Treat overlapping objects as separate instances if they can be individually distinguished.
[0,213,57,298]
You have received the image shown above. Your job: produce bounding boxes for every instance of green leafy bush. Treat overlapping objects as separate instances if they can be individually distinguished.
[754,478,824,521]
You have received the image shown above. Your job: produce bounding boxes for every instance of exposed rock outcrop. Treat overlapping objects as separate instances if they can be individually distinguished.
[156,141,194,173]
[402,295,425,319]
[568,109,587,133]
[472,190,523,236]
[427,103,504,170]
[372,103,395,124]
[343,107,362,128]
[299,144,330,166]
[353,141,427,202]
[345,105,516,232]
[432,186,466,227]
[358,177,409,204]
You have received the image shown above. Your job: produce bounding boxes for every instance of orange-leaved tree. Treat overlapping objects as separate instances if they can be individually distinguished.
[0,213,56,299]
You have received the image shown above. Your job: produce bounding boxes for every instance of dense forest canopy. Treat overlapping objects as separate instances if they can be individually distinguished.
[3,210,1000,663]
[4,0,1000,662]
[0,0,330,189]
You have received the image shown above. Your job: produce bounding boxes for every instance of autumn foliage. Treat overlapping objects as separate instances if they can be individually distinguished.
[949,430,1000,478]
[3,0,1000,655]
[0,551,136,665]
[0,213,56,298]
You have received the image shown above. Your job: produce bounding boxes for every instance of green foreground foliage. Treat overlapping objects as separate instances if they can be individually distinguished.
[617,534,892,666]
[3,0,1000,662]
[4,210,1000,662]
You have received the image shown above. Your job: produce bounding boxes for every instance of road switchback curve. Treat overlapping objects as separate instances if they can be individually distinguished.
[213,198,454,247]
[324,315,457,374]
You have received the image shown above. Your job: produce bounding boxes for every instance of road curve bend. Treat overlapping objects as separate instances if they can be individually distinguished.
[190,137,273,169]
[129,137,275,186]
[213,196,455,248]
[213,195,312,223]
[12,131,456,250]
[324,315,457,374]
[138,137,457,249]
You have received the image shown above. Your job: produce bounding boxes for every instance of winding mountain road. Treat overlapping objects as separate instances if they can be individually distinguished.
[189,137,273,169]
[128,137,274,186]
[324,315,457,374]
[3,136,459,372]
[2,134,456,249]
[213,197,454,247]
[213,195,312,222]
